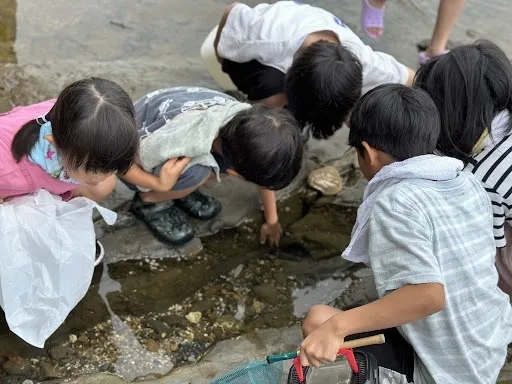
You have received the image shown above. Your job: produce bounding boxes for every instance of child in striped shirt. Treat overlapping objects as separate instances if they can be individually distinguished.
[415,40,512,297]
[300,84,512,383]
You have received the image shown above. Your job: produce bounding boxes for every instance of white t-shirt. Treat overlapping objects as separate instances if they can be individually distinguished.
[217,1,410,95]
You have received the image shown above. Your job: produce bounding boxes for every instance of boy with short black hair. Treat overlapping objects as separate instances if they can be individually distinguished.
[213,1,415,138]
[121,87,303,247]
[300,84,512,383]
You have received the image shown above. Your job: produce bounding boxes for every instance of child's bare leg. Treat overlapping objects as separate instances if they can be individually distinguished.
[302,305,343,337]
[427,0,465,56]
[72,175,117,203]
[140,172,212,203]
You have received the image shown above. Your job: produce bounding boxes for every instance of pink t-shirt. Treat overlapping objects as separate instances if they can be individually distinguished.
[0,100,78,200]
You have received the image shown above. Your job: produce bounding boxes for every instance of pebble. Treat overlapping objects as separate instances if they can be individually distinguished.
[98,363,114,372]
[253,283,280,305]
[216,315,243,333]
[49,346,73,360]
[245,304,256,318]
[146,339,160,353]
[186,312,202,324]
[3,359,32,376]
[69,334,78,343]
[230,264,244,279]
[39,361,61,380]
[170,344,179,352]
[307,166,343,195]
[163,314,189,329]
[252,299,264,314]
[189,300,213,314]
[77,334,88,343]
[144,319,172,335]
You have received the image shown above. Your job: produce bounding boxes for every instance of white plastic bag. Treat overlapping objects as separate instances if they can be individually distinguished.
[0,189,116,347]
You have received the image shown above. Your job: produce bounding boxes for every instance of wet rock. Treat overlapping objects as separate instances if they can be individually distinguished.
[307,166,343,196]
[77,334,88,343]
[230,264,244,279]
[3,359,31,376]
[144,319,172,335]
[253,283,279,305]
[186,312,202,324]
[281,206,354,260]
[275,272,288,285]
[98,363,114,373]
[146,339,160,353]
[245,304,256,318]
[252,299,264,314]
[189,299,213,314]
[0,378,24,384]
[216,315,244,333]
[163,314,188,329]
[39,361,61,380]
[49,346,73,360]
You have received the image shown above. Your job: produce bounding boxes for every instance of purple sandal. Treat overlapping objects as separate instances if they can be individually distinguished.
[361,0,385,39]
[418,50,450,66]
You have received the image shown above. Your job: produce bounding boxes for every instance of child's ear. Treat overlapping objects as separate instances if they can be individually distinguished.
[361,141,378,166]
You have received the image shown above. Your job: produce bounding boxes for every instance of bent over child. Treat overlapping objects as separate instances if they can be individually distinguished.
[300,84,512,383]
[213,1,415,138]
[415,40,512,297]
[120,87,303,247]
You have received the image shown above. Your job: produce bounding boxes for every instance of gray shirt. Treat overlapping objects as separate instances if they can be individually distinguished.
[368,172,512,384]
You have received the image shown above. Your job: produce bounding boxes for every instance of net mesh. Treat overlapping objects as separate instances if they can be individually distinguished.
[209,361,285,384]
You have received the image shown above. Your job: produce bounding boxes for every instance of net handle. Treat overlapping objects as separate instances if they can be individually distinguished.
[341,334,385,349]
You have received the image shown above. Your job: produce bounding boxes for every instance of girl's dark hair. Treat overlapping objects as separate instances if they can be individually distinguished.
[349,84,440,161]
[219,104,303,190]
[285,40,363,139]
[12,77,138,174]
[414,40,512,162]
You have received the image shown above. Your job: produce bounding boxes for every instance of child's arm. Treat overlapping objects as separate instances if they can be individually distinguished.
[258,187,281,246]
[299,283,445,367]
[121,158,191,192]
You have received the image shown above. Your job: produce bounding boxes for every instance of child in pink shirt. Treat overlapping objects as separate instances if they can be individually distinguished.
[0,77,140,203]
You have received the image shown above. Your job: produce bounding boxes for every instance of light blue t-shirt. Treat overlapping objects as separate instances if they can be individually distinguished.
[368,171,512,384]
[28,122,77,184]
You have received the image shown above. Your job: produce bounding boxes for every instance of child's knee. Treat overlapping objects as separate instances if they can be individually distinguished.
[302,304,341,336]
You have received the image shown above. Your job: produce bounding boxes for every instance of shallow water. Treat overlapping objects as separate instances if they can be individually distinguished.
[0,0,512,382]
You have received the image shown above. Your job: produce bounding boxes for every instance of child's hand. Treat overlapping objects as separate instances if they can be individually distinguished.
[299,319,345,368]
[260,221,281,247]
[158,157,191,192]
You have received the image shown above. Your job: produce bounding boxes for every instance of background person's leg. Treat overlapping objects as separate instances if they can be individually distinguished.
[427,0,465,57]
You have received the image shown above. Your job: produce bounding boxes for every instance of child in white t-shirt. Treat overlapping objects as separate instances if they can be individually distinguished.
[213,1,415,138]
